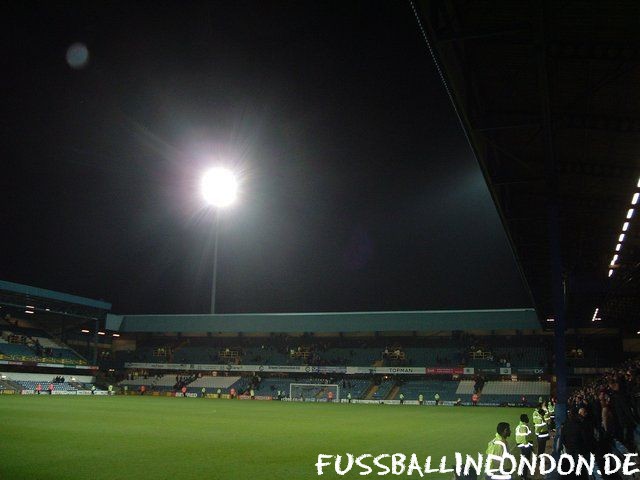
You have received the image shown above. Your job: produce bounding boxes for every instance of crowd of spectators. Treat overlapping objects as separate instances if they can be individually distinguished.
[118,333,560,370]
[173,373,197,391]
[5,333,28,344]
[562,358,640,461]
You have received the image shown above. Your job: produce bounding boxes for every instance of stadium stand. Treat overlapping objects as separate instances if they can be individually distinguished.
[402,347,462,366]
[0,318,87,365]
[343,379,370,399]
[371,379,395,400]
[395,380,459,402]
[456,380,550,405]
[17,381,78,392]
[188,376,240,390]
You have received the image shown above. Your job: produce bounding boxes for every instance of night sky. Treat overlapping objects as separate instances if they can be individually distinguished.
[2,1,531,314]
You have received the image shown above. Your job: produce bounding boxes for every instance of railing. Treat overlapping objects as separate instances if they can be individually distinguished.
[0,353,87,365]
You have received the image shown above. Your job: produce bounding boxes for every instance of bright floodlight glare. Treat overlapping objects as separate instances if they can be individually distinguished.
[616,243,621,251]
[632,193,639,205]
[627,208,635,219]
[623,221,629,232]
[202,168,238,207]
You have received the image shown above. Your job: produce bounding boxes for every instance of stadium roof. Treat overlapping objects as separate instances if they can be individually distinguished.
[107,308,538,333]
[414,0,640,328]
[0,279,111,315]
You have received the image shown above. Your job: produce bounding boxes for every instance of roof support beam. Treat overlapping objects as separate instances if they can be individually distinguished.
[537,0,568,430]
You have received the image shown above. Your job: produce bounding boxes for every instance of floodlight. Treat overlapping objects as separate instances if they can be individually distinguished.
[627,208,634,219]
[202,168,237,207]
[623,222,629,232]
[632,193,639,205]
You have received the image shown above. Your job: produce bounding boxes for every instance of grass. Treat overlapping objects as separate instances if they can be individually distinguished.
[0,396,525,479]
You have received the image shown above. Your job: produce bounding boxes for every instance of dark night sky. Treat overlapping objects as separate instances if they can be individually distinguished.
[2,1,532,314]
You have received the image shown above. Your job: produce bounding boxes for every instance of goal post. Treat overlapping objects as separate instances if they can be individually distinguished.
[289,383,340,402]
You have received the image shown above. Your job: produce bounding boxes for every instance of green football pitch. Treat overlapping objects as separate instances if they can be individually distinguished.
[0,396,524,479]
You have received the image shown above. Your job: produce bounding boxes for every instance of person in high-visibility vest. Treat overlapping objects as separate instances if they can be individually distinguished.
[250,388,255,400]
[515,414,533,480]
[486,422,513,480]
[547,400,556,430]
[434,393,440,405]
[108,385,113,396]
[418,394,424,406]
[533,406,549,454]
[399,393,405,405]
[347,392,352,403]
[91,385,96,395]
[217,388,221,398]
[201,387,206,398]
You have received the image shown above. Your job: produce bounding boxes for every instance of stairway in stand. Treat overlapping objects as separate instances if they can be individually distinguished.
[387,385,400,400]
[364,384,378,400]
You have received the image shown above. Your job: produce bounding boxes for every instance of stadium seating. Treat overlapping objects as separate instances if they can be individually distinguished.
[402,348,462,366]
[17,381,83,392]
[0,343,36,357]
[0,321,87,365]
[120,374,193,389]
[187,376,241,390]
[342,379,370,399]
[371,380,395,400]
[396,380,459,401]
[456,380,550,404]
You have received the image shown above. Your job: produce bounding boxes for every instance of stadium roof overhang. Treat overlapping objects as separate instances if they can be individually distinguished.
[414,0,640,330]
[0,279,111,319]
[107,308,538,334]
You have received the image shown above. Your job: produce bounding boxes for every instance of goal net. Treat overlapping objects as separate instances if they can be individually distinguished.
[289,383,340,402]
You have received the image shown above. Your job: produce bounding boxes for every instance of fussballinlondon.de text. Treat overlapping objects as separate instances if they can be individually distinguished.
[315,453,640,477]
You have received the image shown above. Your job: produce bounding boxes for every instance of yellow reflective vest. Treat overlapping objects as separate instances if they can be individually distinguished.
[533,410,549,437]
[515,421,533,447]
